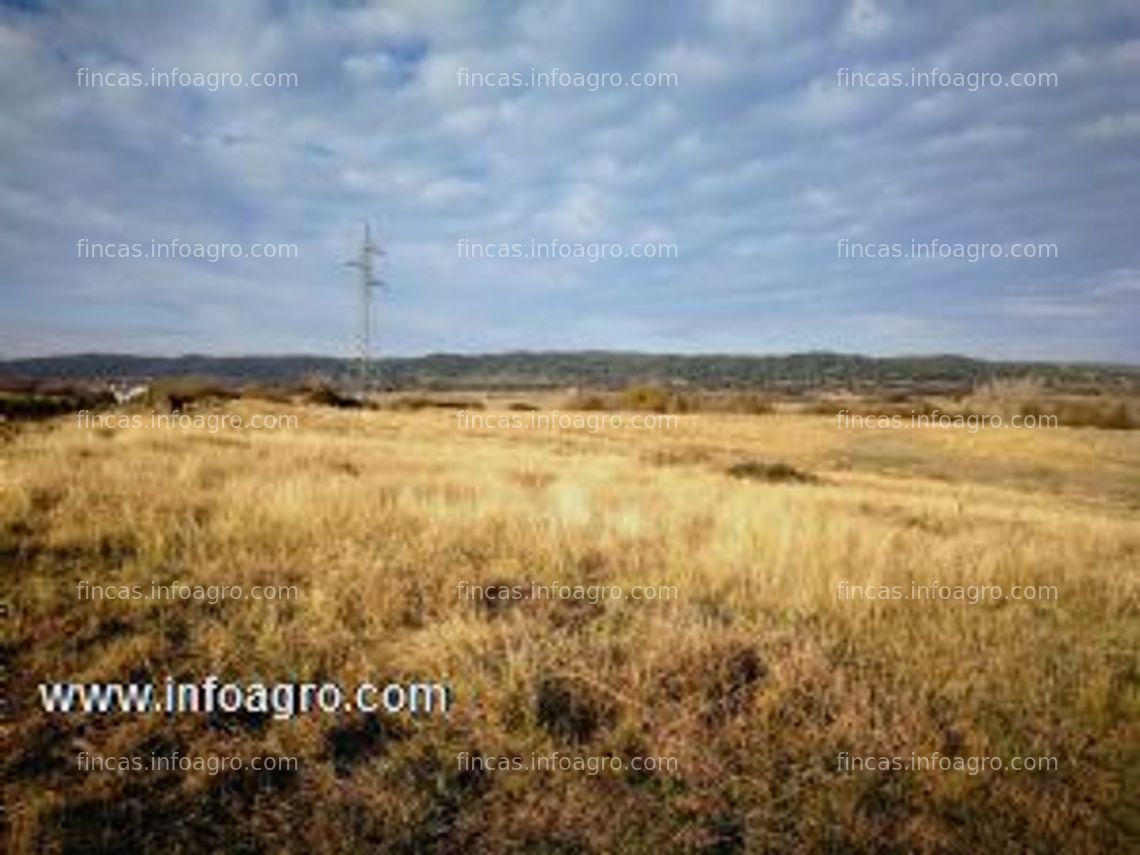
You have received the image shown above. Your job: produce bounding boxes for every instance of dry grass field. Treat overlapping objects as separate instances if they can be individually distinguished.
[3,398,1138,853]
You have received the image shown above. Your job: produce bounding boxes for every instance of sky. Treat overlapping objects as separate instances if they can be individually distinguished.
[0,0,1138,363]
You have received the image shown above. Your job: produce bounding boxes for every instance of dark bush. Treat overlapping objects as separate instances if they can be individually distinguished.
[727,460,816,483]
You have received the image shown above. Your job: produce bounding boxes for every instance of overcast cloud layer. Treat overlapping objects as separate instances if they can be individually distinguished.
[1,0,1138,362]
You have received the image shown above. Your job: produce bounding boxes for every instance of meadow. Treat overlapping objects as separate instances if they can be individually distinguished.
[2,395,1137,853]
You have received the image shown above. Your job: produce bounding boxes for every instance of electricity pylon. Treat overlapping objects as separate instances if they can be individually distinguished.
[345,222,386,393]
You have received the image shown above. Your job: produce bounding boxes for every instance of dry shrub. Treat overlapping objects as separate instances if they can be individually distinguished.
[974,376,1048,399]
[565,387,774,416]
[238,383,293,404]
[147,377,239,408]
[0,390,113,421]
[970,377,1138,429]
[621,385,673,413]
[302,382,363,408]
[659,641,769,726]
[727,460,816,483]
[388,396,485,411]
[534,676,618,744]
[1049,398,1135,429]
[812,387,1138,430]
[563,391,611,411]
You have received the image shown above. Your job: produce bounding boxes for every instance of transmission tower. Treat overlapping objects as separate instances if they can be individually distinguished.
[345,221,386,392]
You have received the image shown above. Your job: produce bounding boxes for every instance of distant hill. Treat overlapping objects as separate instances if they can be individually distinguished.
[1,352,1137,394]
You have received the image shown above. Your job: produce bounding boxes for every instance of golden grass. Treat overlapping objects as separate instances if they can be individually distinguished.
[2,401,1138,852]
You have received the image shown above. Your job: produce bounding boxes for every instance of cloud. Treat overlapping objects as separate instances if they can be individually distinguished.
[0,0,1137,362]
[1000,297,1101,320]
[844,0,890,39]
[1000,268,1140,322]
[1077,110,1140,140]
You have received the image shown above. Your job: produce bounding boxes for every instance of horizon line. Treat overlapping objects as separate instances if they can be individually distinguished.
[1,349,1138,370]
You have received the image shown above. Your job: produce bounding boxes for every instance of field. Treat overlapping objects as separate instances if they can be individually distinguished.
[3,397,1138,853]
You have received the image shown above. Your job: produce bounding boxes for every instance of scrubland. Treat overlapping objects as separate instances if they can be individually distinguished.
[2,397,1137,853]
